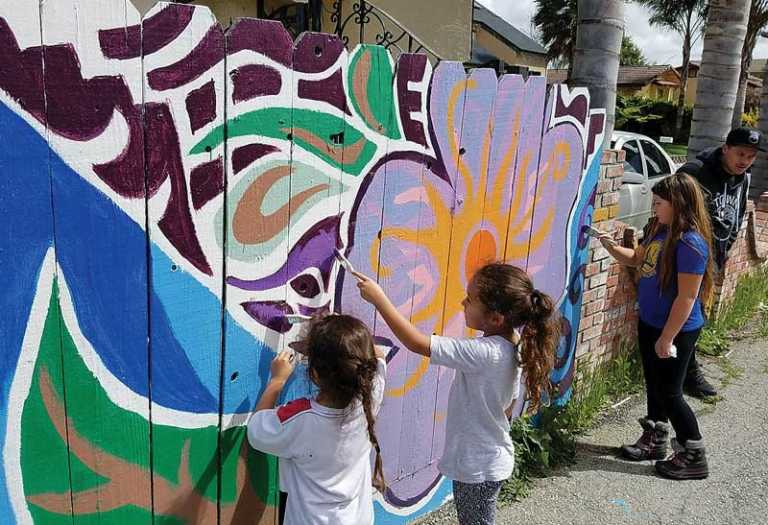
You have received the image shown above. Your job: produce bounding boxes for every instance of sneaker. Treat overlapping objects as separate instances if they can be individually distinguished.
[684,359,717,398]
[655,439,709,480]
[620,418,669,461]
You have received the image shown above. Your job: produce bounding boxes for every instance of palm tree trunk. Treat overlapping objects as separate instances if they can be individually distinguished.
[688,0,750,160]
[675,30,692,142]
[753,58,768,200]
[570,0,624,142]
[731,70,749,129]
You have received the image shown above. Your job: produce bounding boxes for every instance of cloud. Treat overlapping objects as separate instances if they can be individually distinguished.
[476,0,768,66]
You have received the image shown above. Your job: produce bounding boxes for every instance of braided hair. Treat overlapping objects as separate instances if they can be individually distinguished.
[305,315,386,493]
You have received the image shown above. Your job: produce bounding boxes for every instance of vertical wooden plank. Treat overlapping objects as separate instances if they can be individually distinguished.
[0,1,74,522]
[502,75,548,270]
[142,3,224,523]
[426,66,497,469]
[526,85,587,298]
[286,30,348,332]
[37,0,152,522]
[220,17,295,525]
[388,59,446,486]
[346,44,416,495]
[480,74,524,268]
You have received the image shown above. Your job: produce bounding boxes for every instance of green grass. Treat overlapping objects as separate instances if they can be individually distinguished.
[499,343,644,504]
[699,267,768,356]
[661,143,688,157]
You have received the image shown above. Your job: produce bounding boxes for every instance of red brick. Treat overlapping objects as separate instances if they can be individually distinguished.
[602,150,619,164]
[585,262,601,277]
[602,193,620,206]
[597,180,613,194]
[589,273,608,289]
[585,299,605,316]
[605,164,624,179]
[581,325,602,342]
[592,246,610,262]
[607,274,619,288]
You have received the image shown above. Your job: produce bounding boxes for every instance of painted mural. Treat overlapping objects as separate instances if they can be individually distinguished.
[0,1,606,523]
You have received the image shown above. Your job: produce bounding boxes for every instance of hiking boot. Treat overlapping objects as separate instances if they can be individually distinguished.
[684,358,717,398]
[655,439,709,480]
[620,418,669,461]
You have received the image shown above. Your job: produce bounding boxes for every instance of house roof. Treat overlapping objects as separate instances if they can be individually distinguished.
[546,65,679,85]
[472,3,547,56]
[677,61,763,88]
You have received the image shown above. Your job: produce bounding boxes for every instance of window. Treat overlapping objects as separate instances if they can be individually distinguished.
[640,140,671,178]
[621,140,643,175]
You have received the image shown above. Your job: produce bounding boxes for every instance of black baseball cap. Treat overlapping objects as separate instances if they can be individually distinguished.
[726,127,766,151]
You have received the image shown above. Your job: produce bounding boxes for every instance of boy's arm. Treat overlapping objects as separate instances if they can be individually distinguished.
[354,272,431,357]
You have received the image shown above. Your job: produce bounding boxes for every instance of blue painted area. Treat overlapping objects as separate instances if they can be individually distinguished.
[373,477,452,524]
[551,148,603,398]
[0,101,56,522]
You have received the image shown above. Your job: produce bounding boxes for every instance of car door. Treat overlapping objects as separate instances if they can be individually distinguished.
[617,139,650,229]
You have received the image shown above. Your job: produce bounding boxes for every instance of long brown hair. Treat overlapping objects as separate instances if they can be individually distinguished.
[647,173,715,306]
[305,315,386,493]
[473,263,561,410]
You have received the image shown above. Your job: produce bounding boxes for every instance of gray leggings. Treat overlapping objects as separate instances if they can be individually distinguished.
[452,480,503,525]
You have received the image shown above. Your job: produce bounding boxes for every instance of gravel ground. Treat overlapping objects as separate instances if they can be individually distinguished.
[414,334,768,525]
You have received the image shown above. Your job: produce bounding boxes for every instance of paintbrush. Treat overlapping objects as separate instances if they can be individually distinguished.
[334,249,356,275]
[285,313,312,324]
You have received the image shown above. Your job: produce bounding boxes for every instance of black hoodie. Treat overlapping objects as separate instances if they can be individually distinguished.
[677,147,751,269]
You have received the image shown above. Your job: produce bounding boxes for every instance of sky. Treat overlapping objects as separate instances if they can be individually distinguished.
[477,0,768,67]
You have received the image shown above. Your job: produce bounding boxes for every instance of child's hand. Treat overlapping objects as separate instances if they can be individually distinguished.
[270,351,296,383]
[353,271,387,307]
[598,233,617,248]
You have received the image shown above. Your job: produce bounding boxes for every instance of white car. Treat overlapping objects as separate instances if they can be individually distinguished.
[611,131,679,230]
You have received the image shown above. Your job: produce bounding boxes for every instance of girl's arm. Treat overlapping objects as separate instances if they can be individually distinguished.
[255,351,295,411]
[354,271,431,357]
[599,234,644,267]
[655,272,703,358]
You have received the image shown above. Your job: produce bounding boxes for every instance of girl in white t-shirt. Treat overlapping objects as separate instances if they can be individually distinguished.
[355,263,560,524]
[247,315,387,525]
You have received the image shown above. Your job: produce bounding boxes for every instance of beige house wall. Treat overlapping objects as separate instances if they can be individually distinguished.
[473,28,547,72]
[131,0,472,61]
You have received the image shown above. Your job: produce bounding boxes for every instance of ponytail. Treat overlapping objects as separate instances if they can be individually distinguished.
[520,289,560,410]
[473,264,561,410]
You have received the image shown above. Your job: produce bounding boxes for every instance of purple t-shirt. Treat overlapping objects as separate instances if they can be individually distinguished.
[636,229,709,331]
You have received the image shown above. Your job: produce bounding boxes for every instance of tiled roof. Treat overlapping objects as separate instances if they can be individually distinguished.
[546,65,678,85]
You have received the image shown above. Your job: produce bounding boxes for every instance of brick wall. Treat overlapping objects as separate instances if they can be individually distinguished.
[577,155,768,366]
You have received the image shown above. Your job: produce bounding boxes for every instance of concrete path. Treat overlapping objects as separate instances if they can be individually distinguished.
[416,333,768,525]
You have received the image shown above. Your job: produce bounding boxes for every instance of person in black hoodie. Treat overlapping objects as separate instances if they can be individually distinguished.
[675,126,762,398]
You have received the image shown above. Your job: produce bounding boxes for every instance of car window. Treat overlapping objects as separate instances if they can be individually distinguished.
[640,140,671,177]
[621,140,643,175]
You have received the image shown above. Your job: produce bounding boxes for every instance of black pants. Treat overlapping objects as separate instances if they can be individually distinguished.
[279,491,287,524]
[638,320,703,445]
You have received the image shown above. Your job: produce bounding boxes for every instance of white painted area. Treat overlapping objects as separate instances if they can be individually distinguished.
[5,250,56,525]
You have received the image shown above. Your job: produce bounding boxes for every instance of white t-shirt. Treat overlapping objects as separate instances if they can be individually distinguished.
[430,334,522,484]
[247,358,386,525]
